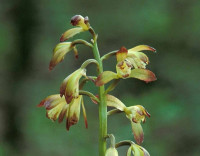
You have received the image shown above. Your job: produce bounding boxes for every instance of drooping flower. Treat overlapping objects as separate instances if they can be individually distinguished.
[95,46,156,86]
[49,42,76,70]
[60,68,86,104]
[124,105,150,145]
[100,95,150,145]
[105,147,118,156]
[60,15,90,42]
[127,143,150,156]
[38,94,88,130]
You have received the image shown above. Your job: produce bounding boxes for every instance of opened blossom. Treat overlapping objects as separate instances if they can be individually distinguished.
[124,105,150,145]
[60,15,90,42]
[95,46,156,86]
[99,95,150,144]
[38,94,88,130]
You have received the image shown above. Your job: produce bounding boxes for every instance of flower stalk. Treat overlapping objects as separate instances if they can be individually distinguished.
[92,34,107,156]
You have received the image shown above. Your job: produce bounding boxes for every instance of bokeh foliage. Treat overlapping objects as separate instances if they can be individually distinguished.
[0,0,200,155]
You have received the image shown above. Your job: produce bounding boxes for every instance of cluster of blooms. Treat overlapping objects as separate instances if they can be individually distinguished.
[38,15,156,156]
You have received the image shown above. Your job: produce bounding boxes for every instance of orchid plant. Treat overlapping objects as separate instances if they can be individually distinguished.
[38,15,157,156]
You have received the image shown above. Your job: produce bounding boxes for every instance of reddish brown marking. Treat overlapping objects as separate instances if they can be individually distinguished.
[65,94,73,104]
[144,70,157,83]
[37,100,45,107]
[132,118,138,123]
[118,46,128,53]
[49,61,55,71]
[84,117,88,129]
[148,46,156,52]
[145,110,151,118]
[122,74,129,78]
[91,95,99,104]
[66,114,78,130]
[134,132,144,145]
[95,75,104,86]
[60,34,68,42]
[71,15,82,26]
[58,109,66,123]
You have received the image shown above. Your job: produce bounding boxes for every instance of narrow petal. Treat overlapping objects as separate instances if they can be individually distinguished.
[139,146,150,156]
[129,45,156,53]
[105,94,126,111]
[127,147,132,156]
[58,104,69,123]
[81,99,88,128]
[131,122,144,144]
[129,69,157,83]
[49,42,72,70]
[60,27,84,42]
[66,96,82,130]
[60,73,72,97]
[95,71,118,86]
[116,47,128,62]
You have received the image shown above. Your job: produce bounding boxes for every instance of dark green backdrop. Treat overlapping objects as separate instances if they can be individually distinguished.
[0,0,200,155]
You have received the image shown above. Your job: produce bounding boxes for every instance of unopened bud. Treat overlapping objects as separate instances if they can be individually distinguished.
[71,15,90,30]
[105,147,118,156]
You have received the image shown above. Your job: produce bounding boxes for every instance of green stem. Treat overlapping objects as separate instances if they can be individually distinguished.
[115,140,134,148]
[91,31,107,156]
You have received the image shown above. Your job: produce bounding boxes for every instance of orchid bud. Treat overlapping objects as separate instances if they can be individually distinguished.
[71,15,90,31]
[105,147,118,156]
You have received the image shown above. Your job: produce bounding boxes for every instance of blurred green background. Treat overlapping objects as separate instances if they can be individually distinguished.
[1,0,200,155]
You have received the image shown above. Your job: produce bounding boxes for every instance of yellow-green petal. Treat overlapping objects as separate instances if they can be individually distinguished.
[129,69,157,83]
[49,42,73,70]
[95,71,119,86]
[127,147,132,156]
[38,94,67,121]
[60,27,84,42]
[64,68,86,104]
[105,94,126,111]
[66,96,82,130]
[129,45,156,53]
